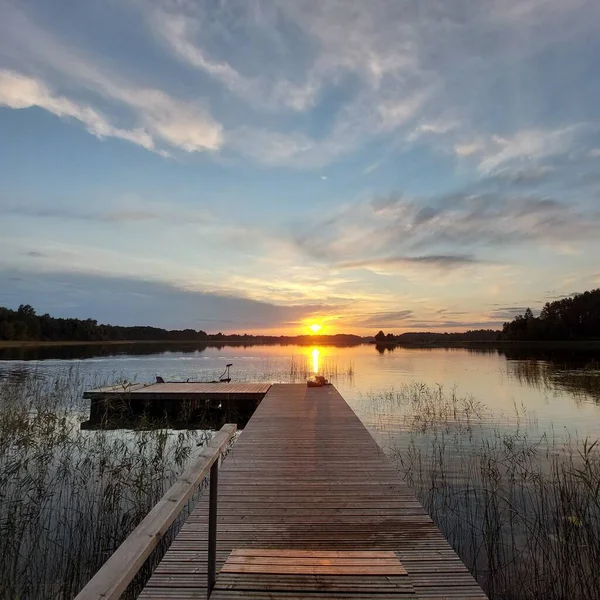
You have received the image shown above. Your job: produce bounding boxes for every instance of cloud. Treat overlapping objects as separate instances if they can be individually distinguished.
[455,143,483,157]
[0,70,155,150]
[355,310,413,327]
[3,0,598,168]
[405,320,505,330]
[0,268,331,331]
[294,190,600,268]
[228,126,350,167]
[408,119,458,142]
[2,201,210,225]
[544,291,581,301]
[338,254,480,272]
[0,6,223,154]
[149,8,319,113]
[476,127,582,174]
[144,0,432,164]
[488,306,532,320]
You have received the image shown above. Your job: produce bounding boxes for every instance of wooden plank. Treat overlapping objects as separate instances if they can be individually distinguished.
[74,423,237,600]
[219,549,408,576]
[219,564,408,575]
[224,557,403,567]
[230,549,399,559]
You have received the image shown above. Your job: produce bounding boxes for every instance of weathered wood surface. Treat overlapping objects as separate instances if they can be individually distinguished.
[83,382,148,396]
[74,424,237,600]
[140,384,488,599]
[220,549,408,575]
[85,382,271,399]
[215,549,415,597]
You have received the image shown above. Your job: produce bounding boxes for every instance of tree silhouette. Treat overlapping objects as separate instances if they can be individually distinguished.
[501,289,600,341]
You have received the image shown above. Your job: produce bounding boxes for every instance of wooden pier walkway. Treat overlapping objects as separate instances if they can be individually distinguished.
[137,384,487,599]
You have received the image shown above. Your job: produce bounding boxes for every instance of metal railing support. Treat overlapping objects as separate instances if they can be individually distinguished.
[207,457,219,598]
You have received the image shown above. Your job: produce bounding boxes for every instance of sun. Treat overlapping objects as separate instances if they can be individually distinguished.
[309,323,322,333]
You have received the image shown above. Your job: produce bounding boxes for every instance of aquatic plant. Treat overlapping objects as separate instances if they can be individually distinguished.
[0,369,210,599]
[365,384,600,600]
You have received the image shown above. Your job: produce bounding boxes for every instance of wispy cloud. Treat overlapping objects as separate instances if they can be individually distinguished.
[2,0,599,167]
[294,190,600,267]
[0,70,155,150]
[0,4,223,154]
[354,310,413,327]
[2,200,211,225]
[149,8,319,113]
[338,254,480,272]
[471,127,583,174]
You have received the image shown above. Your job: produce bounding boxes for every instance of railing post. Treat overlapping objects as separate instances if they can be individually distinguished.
[207,456,219,598]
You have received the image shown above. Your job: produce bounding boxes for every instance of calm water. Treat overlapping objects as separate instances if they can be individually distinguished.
[1,342,599,443]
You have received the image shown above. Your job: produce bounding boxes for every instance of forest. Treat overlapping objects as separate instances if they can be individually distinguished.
[374,329,500,344]
[500,288,600,341]
[0,305,362,345]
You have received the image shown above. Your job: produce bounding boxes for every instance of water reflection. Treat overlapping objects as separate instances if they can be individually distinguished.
[311,347,319,373]
[507,359,600,402]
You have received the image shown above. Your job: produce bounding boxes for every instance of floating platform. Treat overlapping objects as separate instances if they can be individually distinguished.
[82,382,271,429]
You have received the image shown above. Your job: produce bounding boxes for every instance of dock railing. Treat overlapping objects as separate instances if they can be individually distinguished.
[74,423,237,600]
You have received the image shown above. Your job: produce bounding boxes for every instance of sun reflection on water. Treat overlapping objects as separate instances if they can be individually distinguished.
[311,347,320,373]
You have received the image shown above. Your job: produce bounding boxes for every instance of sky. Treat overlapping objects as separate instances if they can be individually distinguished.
[1,0,600,334]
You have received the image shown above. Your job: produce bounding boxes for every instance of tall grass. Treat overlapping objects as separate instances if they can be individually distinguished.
[288,355,354,382]
[0,369,211,599]
[364,384,600,600]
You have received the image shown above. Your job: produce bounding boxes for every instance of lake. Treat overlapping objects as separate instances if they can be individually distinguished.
[1,342,600,599]
[1,342,600,441]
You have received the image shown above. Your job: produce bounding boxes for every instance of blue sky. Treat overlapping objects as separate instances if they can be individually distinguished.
[1,0,600,334]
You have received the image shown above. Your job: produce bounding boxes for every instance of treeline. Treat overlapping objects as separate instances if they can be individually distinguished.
[501,289,600,341]
[0,305,363,345]
[374,329,500,344]
[0,305,211,342]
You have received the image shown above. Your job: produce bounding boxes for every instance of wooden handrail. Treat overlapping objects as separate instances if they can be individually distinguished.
[75,423,237,600]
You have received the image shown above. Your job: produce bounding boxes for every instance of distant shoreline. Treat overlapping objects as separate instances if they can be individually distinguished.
[0,339,366,349]
[372,340,600,349]
[2,338,600,350]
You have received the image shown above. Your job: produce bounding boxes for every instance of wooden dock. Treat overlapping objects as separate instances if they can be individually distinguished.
[136,384,488,599]
[82,383,271,428]
[84,382,271,401]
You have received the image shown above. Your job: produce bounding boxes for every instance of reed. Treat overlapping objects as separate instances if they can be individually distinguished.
[0,369,211,599]
[364,384,600,600]
[288,355,354,382]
